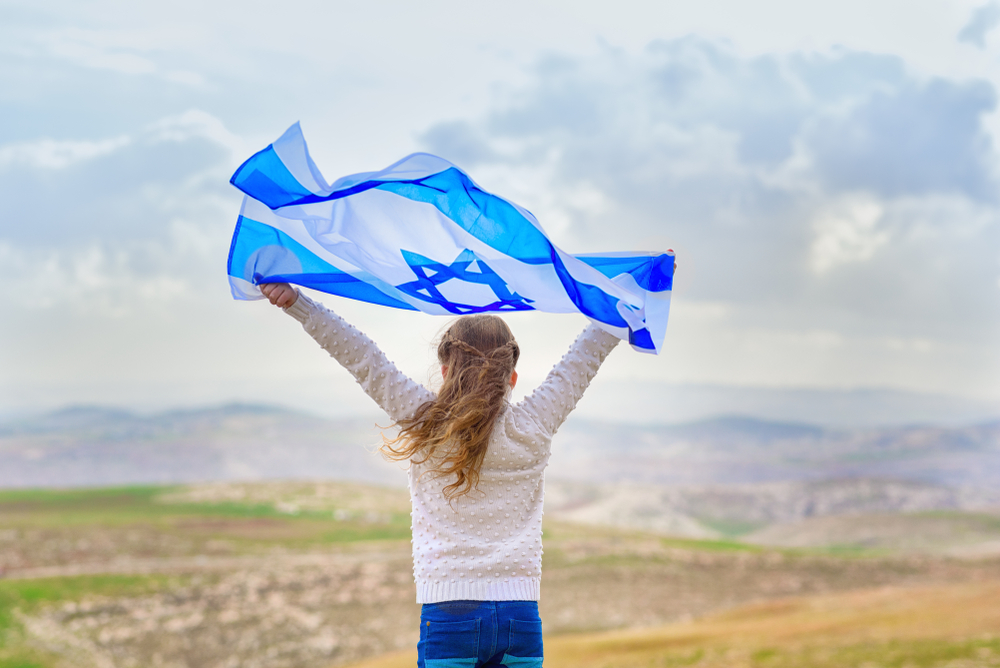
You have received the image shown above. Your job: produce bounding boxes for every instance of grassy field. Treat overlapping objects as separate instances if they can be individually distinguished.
[0,484,412,559]
[1,482,999,668]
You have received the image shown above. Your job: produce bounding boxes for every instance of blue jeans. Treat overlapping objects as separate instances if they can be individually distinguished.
[418,600,543,668]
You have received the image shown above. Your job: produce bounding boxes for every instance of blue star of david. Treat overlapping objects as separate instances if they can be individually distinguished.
[395,249,536,314]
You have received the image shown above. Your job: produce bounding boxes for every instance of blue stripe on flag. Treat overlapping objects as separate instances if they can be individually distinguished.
[228,216,417,310]
[230,145,316,209]
[629,327,654,350]
[231,143,389,210]
[376,170,553,264]
[576,254,674,292]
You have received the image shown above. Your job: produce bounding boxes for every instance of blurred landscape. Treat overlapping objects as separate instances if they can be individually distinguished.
[1,404,999,667]
[4,403,1000,552]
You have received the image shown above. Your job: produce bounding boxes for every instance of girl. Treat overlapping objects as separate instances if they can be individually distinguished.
[260,281,619,668]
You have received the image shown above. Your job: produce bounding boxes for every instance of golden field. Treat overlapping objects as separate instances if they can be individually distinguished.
[348,580,1000,668]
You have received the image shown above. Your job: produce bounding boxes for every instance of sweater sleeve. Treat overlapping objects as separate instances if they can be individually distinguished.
[283,292,435,422]
[515,323,620,437]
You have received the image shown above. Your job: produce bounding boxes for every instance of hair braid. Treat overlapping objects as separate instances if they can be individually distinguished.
[381,314,518,500]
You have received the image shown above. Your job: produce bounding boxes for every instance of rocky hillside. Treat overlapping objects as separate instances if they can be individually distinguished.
[544,477,1000,545]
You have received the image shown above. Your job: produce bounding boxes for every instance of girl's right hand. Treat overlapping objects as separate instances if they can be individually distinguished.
[260,282,298,308]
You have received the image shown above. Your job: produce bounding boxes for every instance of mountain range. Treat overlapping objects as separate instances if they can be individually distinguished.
[2,404,998,549]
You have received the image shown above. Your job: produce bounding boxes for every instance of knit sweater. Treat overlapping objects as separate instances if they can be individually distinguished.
[284,292,620,603]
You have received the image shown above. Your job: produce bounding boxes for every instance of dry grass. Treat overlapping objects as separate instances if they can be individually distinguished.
[343,580,1000,668]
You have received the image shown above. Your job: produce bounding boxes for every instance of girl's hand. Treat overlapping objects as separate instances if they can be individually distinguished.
[260,282,298,308]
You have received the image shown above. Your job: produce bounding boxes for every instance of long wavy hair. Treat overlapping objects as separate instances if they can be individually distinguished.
[381,314,519,500]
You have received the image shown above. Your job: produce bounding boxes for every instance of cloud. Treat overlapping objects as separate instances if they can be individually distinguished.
[809,195,888,273]
[0,110,242,311]
[3,23,206,85]
[419,121,498,167]
[0,135,131,169]
[807,78,996,200]
[958,1,1000,48]
[435,39,996,203]
[419,37,1000,356]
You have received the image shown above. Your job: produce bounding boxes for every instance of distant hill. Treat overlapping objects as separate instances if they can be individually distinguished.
[0,404,403,488]
[3,404,998,491]
[3,404,999,550]
[578,381,1000,427]
[550,416,1000,488]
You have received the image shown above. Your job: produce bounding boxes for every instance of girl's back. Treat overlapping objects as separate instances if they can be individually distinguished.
[262,282,619,667]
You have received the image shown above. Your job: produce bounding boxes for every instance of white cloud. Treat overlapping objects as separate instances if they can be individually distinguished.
[10,24,209,85]
[144,109,247,158]
[0,239,191,315]
[809,196,888,273]
[806,77,997,200]
[0,109,240,172]
[0,110,241,313]
[0,136,131,169]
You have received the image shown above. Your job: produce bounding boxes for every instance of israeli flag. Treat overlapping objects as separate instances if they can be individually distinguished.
[227,123,674,353]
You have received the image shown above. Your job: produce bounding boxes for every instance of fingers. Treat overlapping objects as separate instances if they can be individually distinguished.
[260,283,280,305]
[259,282,295,307]
[276,287,297,308]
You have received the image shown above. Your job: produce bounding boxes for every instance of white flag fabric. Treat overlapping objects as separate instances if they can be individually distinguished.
[227,123,674,353]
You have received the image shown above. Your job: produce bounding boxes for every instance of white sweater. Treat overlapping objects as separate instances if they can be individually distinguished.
[285,293,619,603]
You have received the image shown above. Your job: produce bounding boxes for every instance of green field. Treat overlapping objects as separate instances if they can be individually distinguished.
[0,485,412,549]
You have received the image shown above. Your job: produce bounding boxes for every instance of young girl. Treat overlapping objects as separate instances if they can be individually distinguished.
[260,281,619,668]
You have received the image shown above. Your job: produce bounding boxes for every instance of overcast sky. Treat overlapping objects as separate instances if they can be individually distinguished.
[2,0,999,420]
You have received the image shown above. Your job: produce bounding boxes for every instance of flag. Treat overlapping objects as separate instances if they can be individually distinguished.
[227,123,674,353]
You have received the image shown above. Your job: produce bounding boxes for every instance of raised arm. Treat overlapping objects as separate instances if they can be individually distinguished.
[515,322,620,437]
[263,284,435,422]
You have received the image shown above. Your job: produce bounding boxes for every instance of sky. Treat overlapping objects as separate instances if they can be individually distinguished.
[1,0,999,423]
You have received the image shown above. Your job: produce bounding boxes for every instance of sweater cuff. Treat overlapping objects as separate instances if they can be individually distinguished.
[283,290,320,323]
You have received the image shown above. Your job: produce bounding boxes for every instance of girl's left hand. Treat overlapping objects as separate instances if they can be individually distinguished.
[260,282,298,308]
